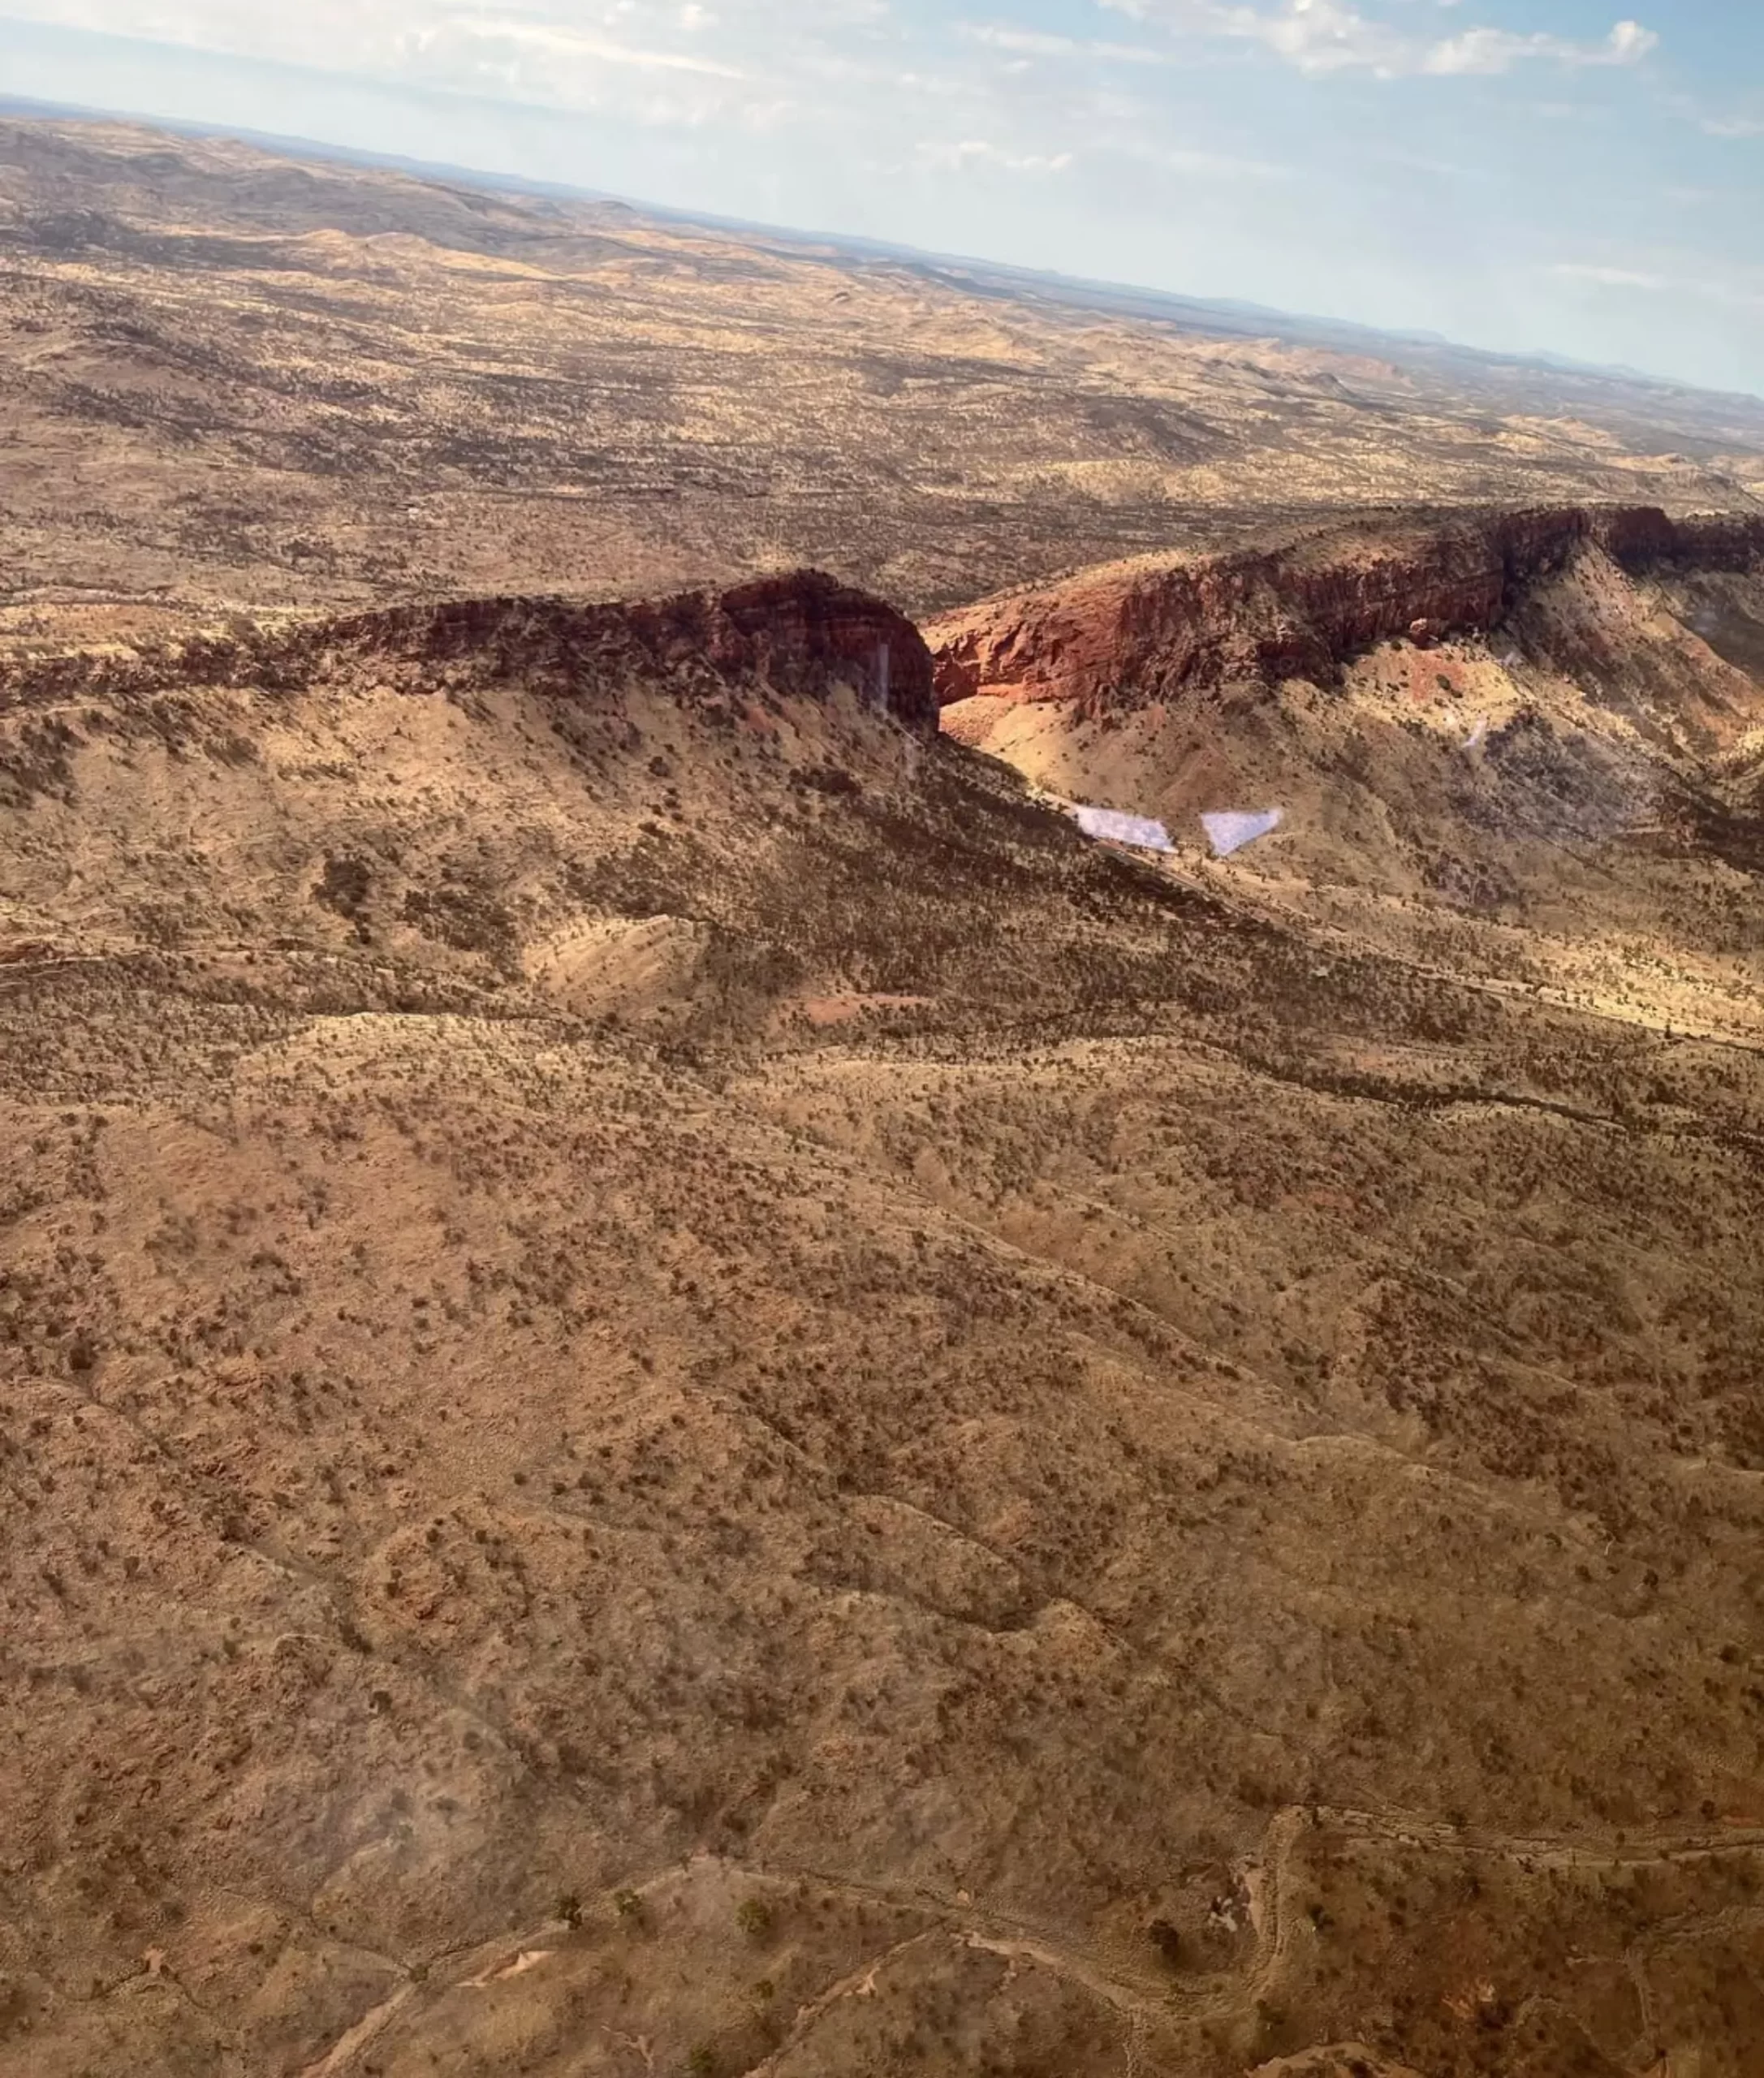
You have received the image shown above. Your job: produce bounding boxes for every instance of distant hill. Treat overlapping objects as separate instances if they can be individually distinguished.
[2,88,1758,412]
[2,106,1761,662]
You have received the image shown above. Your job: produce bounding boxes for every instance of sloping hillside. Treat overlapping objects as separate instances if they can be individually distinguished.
[5,569,1764,2077]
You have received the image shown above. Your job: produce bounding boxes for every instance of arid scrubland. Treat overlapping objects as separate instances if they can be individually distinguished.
[3,112,1764,2078]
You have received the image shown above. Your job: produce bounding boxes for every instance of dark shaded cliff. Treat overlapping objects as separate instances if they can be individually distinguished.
[0,571,938,733]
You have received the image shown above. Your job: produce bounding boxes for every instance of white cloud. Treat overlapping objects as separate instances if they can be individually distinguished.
[0,0,1667,112]
[1231,0,1403,75]
[0,0,1664,224]
[0,0,890,129]
[917,136,1076,174]
[1124,138,1289,177]
[0,0,862,71]
[1101,0,1404,75]
[961,22,1172,64]
[1551,262,1667,289]
[446,15,748,77]
[1422,19,1657,76]
[1100,0,1660,81]
[1548,262,1764,316]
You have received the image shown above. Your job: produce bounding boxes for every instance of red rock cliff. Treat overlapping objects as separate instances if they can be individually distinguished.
[927,507,1764,715]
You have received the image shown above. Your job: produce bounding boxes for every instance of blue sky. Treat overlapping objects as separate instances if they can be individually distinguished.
[2,0,1762,394]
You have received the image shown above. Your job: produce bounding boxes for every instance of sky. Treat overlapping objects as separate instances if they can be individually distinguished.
[2,0,1762,394]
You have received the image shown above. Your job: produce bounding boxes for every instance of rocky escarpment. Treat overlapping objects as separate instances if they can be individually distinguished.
[928,505,1764,715]
[0,570,938,731]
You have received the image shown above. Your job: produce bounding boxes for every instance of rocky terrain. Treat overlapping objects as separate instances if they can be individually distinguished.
[3,110,1764,2078]
[933,506,1764,1052]
[929,508,1764,714]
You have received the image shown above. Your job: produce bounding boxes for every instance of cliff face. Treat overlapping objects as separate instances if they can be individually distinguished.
[928,507,1764,714]
[0,571,939,733]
